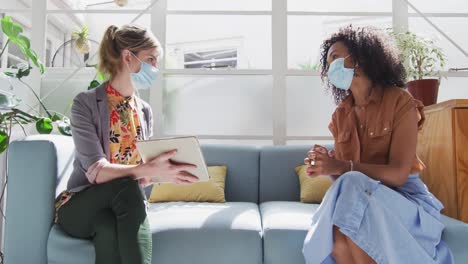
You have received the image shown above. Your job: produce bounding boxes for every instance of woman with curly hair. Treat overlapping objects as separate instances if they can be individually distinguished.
[302,25,454,264]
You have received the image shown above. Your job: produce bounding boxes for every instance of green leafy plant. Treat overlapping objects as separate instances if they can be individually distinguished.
[0,16,72,155]
[1,16,45,74]
[390,31,446,81]
[88,65,109,90]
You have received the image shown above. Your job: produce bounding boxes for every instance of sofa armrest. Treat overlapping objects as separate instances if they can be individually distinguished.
[441,215,468,263]
[5,135,74,264]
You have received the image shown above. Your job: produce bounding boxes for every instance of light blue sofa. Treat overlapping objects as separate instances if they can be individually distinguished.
[5,135,468,264]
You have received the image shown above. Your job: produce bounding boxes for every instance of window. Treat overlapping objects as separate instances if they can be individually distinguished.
[288,16,392,70]
[409,17,468,68]
[46,13,150,67]
[162,75,273,136]
[167,0,271,11]
[288,0,392,12]
[165,15,271,69]
[3,0,29,9]
[408,0,468,13]
[161,1,273,145]
[47,0,152,10]
[182,47,238,69]
[2,0,467,146]
[285,2,393,144]
[286,76,335,137]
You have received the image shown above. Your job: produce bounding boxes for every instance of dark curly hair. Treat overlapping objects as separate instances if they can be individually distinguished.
[320,25,406,105]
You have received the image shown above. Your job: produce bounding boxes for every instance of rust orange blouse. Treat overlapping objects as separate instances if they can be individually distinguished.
[328,87,426,174]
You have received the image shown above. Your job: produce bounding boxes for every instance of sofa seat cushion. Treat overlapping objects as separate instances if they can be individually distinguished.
[260,201,320,264]
[48,202,262,264]
[440,215,468,264]
[148,202,262,264]
[47,225,95,264]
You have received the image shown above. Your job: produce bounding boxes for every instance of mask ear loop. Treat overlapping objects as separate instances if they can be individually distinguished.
[344,54,359,77]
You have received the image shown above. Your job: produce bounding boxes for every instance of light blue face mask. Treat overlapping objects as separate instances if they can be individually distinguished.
[130,53,159,90]
[327,55,354,90]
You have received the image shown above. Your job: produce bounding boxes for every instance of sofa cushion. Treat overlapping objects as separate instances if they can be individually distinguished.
[260,146,334,203]
[260,201,320,264]
[440,215,468,264]
[148,202,262,264]
[47,225,95,264]
[148,166,227,203]
[202,145,260,203]
[48,202,263,264]
[296,165,332,203]
[7,135,75,264]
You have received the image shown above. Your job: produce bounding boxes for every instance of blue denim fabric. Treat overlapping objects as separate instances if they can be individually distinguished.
[302,172,454,264]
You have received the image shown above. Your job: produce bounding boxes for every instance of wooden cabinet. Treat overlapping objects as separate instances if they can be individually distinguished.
[417,99,468,222]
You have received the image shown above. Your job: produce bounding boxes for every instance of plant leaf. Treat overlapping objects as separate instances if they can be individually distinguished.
[36,117,53,134]
[0,130,8,154]
[16,35,30,49]
[16,66,31,79]
[51,113,61,122]
[57,119,72,136]
[1,16,22,39]
[96,71,108,82]
[88,80,100,90]
[25,48,41,69]
[39,63,45,74]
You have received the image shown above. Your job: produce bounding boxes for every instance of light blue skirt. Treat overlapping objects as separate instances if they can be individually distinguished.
[302,171,454,264]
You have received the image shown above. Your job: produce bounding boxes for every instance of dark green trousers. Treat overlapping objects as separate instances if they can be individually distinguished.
[57,177,152,264]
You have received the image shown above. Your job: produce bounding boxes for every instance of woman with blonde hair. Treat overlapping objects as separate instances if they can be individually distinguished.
[54,24,198,264]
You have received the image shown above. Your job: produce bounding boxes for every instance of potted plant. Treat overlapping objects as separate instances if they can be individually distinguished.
[391,31,446,106]
[72,25,91,54]
[0,16,71,154]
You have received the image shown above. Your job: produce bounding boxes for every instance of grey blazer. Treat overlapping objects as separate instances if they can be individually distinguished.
[67,83,153,192]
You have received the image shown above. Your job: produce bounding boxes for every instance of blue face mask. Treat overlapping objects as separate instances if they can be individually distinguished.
[130,53,159,90]
[327,55,354,90]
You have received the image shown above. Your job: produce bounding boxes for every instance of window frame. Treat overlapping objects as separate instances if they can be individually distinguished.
[1,0,468,145]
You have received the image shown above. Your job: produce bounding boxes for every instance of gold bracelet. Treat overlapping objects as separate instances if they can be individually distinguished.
[349,160,354,172]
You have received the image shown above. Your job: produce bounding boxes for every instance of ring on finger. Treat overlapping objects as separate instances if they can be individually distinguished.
[310,159,316,166]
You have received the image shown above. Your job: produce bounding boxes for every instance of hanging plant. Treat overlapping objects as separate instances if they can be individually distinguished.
[72,25,91,54]
[114,0,129,7]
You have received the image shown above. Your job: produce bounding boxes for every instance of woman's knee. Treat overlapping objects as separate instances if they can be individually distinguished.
[107,177,143,200]
[337,171,371,189]
[93,210,117,234]
[115,178,142,199]
[108,176,137,189]
[110,178,146,218]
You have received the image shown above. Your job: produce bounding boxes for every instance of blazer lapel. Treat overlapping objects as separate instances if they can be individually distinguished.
[95,83,111,160]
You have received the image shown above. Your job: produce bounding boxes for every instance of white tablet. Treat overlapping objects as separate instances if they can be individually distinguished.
[136,136,210,183]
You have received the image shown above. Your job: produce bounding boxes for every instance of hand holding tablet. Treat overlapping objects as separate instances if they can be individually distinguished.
[136,136,210,183]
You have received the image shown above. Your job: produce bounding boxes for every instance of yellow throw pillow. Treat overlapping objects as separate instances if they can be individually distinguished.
[295,165,332,203]
[148,166,227,203]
